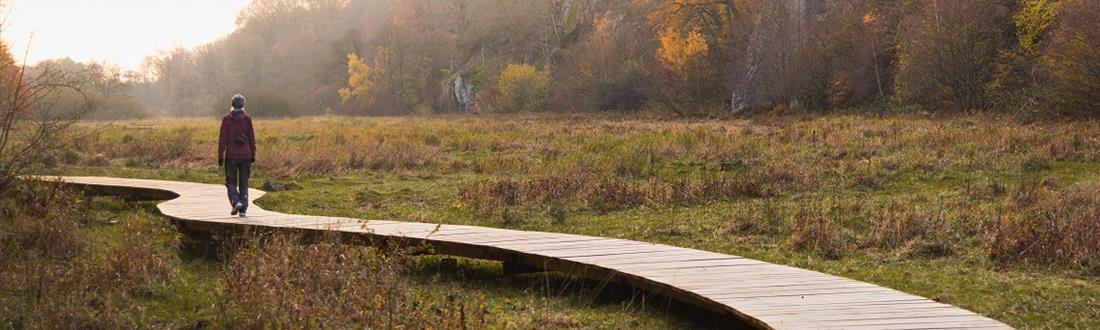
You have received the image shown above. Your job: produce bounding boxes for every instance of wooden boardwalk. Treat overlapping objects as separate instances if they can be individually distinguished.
[50,176,1012,329]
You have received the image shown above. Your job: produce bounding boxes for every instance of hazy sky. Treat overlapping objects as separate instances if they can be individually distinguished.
[4,0,251,71]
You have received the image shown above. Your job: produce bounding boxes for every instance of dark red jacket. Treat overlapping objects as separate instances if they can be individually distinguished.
[218,110,256,160]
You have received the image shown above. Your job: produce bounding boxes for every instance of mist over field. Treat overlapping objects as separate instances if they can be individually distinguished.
[6,0,1098,119]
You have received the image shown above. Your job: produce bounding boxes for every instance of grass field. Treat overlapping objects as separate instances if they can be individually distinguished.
[26,113,1100,328]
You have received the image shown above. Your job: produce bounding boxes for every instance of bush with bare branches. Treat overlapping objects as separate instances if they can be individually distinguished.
[0,40,95,189]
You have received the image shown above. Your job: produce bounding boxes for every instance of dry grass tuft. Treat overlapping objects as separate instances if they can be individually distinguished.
[990,182,1100,272]
[221,233,484,328]
[0,181,86,260]
[787,201,852,259]
[871,206,933,249]
[0,181,180,328]
[870,205,957,258]
[537,313,580,328]
[459,173,775,215]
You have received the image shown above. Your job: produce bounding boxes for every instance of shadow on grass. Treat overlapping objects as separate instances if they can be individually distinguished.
[410,256,754,329]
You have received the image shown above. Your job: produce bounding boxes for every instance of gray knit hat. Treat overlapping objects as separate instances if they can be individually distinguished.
[231,94,246,110]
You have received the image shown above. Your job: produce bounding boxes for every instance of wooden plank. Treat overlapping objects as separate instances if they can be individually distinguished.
[583,251,741,264]
[856,325,1011,330]
[753,306,980,321]
[716,294,931,309]
[513,243,676,256]
[735,298,936,315]
[494,238,645,250]
[674,278,864,292]
[661,269,851,283]
[620,262,776,276]
[472,235,620,245]
[554,247,699,259]
[802,315,1011,328]
[745,301,957,317]
[702,286,894,300]
[611,258,765,271]
[646,270,832,283]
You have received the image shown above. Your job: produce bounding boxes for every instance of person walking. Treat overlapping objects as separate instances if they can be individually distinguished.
[218,94,256,217]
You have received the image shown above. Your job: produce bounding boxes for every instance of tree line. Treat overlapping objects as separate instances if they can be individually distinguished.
[41,0,1100,118]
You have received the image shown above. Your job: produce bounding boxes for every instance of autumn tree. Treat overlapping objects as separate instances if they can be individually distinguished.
[804,1,903,110]
[988,0,1061,113]
[492,64,551,113]
[1043,0,1100,115]
[896,0,1015,111]
[647,0,896,113]
[745,1,836,111]
[339,53,373,108]
[554,5,654,112]
[129,0,1098,117]
[649,0,742,115]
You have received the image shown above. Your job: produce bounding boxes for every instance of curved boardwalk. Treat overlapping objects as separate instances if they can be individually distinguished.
[50,176,1011,329]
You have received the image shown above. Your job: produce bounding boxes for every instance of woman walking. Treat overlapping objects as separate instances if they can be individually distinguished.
[218,94,256,217]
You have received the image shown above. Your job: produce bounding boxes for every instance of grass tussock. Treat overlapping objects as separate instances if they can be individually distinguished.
[870,205,958,259]
[0,181,180,328]
[991,181,1100,273]
[221,233,483,328]
[0,182,85,259]
[786,200,853,260]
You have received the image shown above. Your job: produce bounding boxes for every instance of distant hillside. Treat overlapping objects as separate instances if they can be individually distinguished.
[145,0,1100,118]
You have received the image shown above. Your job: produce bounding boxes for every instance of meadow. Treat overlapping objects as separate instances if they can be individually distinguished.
[18,113,1100,328]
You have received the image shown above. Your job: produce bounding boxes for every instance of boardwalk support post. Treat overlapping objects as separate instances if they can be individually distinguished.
[502,260,545,277]
[175,221,221,258]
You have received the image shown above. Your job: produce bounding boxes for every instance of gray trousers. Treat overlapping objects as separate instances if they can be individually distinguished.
[225,158,251,212]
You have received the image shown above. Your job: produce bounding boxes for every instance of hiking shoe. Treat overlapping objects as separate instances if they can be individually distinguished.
[231,202,243,215]
[239,212,246,218]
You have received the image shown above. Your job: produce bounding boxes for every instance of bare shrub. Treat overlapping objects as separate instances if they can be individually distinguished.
[0,42,95,189]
